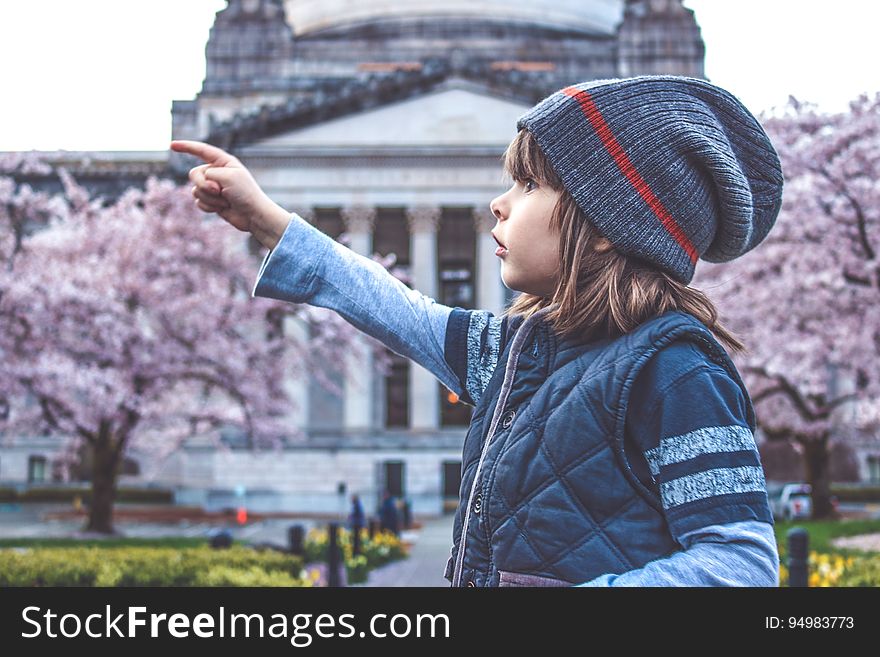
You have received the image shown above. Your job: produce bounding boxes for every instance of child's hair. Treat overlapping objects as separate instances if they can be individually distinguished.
[500,128,745,354]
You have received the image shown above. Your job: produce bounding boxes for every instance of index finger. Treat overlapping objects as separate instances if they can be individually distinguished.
[170,140,235,166]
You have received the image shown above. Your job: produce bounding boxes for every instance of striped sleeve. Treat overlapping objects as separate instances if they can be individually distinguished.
[626,341,774,542]
[444,308,508,407]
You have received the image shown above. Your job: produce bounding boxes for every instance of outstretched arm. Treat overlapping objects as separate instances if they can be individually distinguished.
[252,211,508,407]
[252,211,460,395]
[170,139,509,408]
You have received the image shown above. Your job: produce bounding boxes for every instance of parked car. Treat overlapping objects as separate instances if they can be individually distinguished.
[767,482,813,521]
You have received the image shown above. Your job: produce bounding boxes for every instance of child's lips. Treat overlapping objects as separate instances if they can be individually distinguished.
[492,232,508,257]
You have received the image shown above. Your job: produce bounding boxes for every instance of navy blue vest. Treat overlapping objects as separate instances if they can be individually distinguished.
[444,307,756,587]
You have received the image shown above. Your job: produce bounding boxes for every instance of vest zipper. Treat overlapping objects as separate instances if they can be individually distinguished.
[451,305,554,587]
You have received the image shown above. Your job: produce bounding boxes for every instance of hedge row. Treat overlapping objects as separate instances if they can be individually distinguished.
[0,545,307,587]
[829,484,880,503]
[0,528,410,586]
[0,487,174,504]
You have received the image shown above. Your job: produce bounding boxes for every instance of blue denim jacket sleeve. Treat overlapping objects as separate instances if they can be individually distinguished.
[251,212,494,402]
[575,519,780,586]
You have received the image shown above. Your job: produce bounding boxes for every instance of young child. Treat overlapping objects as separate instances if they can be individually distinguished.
[171,74,784,587]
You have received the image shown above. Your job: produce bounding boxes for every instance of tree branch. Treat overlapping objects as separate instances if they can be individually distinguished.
[817,164,875,261]
[826,392,859,411]
[743,366,824,421]
[843,270,872,287]
[158,369,256,449]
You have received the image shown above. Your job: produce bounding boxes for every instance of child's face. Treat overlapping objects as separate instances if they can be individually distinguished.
[489,178,562,297]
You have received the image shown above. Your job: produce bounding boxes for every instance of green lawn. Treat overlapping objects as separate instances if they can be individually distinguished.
[774,518,880,555]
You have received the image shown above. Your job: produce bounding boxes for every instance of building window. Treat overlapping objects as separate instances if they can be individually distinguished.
[382,460,405,498]
[438,207,476,309]
[372,207,411,275]
[440,384,471,426]
[442,460,462,514]
[442,460,461,498]
[868,455,880,484]
[439,208,476,427]
[28,455,47,484]
[385,354,409,428]
[374,208,412,428]
[314,207,345,241]
[440,263,472,308]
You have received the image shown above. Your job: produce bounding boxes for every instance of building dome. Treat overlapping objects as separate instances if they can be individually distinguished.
[283,0,625,37]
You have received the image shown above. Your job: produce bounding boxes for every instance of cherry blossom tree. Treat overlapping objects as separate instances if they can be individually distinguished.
[694,92,880,518]
[0,158,391,534]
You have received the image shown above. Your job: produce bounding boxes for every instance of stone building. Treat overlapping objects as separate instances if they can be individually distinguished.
[4,1,758,514]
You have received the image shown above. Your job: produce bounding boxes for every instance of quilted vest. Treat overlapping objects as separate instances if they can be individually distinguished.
[444,306,756,587]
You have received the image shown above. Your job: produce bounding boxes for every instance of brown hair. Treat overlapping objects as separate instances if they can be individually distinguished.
[500,128,745,354]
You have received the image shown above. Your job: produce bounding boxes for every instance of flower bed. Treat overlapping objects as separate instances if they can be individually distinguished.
[304,526,409,584]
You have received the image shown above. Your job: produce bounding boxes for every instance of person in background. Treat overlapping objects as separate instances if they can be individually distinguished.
[378,489,400,537]
[347,493,365,532]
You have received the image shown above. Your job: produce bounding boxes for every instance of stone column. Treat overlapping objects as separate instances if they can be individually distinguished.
[340,205,377,434]
[473,206,506,316]
[282,314,310,435]
[406,205,442,432]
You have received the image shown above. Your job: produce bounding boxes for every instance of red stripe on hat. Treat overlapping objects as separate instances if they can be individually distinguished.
[561,86,698,265]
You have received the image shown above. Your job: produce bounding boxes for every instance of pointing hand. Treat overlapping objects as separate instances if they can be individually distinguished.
[170,140,290,249]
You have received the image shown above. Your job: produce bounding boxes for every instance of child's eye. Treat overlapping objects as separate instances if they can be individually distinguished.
[522,179,537,192]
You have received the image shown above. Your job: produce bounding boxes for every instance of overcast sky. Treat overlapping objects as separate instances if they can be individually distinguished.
[0,1,877,151]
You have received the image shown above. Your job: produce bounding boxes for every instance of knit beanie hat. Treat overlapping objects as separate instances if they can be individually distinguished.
[515,75,784,284]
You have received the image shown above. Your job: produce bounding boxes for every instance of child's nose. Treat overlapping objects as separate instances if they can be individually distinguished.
[490,198,506,221]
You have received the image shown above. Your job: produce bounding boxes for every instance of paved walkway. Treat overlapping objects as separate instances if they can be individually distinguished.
[353,513,454,587]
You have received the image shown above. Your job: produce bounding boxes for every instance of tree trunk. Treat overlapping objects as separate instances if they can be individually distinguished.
[801,433,838,520]
[85,425,122,534]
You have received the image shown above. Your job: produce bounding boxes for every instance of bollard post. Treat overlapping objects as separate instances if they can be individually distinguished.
[352,523,362,556]
[368,517,378,540]
[402,499,412,529]
[327,522,343,587]
[209,528,233,549]
[787,527,809,587]
[288,524,305,556]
